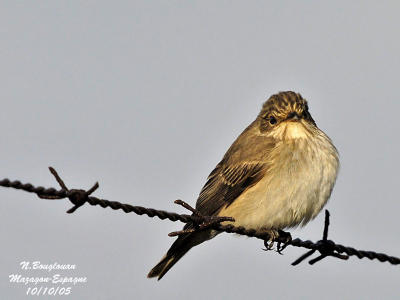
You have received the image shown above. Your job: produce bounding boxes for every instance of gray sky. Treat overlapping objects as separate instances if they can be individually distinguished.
[1,1,399,299]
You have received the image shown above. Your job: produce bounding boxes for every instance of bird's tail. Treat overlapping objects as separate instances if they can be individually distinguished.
[147,229,213,280]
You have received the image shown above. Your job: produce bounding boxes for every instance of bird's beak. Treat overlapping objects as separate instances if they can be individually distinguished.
[286,112,301,122]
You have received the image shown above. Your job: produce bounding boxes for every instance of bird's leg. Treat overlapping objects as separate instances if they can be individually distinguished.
[276,230,292,254]
[263,229,280,250]
[168,200,235,237]
[263,229,292,253]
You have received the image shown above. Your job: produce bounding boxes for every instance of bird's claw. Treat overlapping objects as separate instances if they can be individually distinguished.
[276,230,292,254]
[263,230,292,254]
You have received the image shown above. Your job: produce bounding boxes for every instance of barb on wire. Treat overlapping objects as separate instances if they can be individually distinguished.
[38,167,100,214]
[0,167,399,267]
[168,200,235,237]
[291,210,349,265]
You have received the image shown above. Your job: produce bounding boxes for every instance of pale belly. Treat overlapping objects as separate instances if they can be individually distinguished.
[218,138,339,231]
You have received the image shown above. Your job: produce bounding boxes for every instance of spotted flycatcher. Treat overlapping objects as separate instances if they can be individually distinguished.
[148,91,339,280]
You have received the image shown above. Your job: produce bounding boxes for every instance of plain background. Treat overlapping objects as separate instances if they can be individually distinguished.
[1,1,399,299]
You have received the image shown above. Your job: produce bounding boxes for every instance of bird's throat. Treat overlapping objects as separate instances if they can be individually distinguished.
[272,121,313,140]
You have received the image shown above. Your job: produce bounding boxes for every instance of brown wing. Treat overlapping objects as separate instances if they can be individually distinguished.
[195,161,267,216]
[194,118,276,217]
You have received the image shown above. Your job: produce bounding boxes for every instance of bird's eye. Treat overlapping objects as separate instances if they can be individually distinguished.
[269,116,277,125]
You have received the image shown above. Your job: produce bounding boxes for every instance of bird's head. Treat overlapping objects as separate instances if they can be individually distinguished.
[257,91,317,139]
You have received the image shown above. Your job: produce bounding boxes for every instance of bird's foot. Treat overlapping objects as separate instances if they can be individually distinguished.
[263,229,292,254]
[168,200,235,237]
[275,230,292,254]
[263,229,280,250]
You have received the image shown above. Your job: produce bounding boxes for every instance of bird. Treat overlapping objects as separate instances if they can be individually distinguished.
[147,91,339,280]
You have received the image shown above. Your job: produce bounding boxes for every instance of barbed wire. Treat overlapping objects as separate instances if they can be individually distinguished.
[1,167,399,266]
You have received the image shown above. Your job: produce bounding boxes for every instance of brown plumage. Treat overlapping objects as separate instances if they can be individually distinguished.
[148,91,339,280]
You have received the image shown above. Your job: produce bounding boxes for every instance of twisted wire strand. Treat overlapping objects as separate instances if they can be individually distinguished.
[1,175,399,266]
[0,179,204,223]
